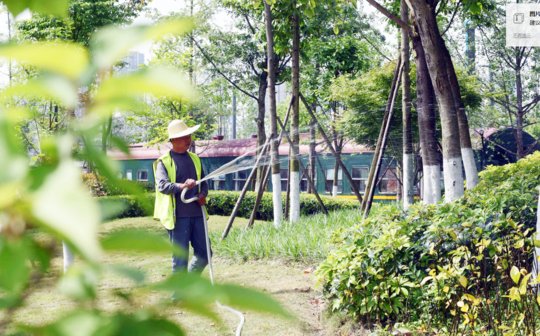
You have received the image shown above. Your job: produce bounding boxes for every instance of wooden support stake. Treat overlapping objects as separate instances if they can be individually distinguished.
[300,93,363,205]
[221,138,271,240]
[362,57,404,217]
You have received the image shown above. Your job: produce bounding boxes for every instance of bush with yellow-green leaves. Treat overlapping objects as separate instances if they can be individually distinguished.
[317,152,540,334]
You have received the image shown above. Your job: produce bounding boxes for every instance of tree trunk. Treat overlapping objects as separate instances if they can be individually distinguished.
[308,117,316,194]
[412,31,441,204]
[331,105,339,197]
[408,0,464,202]
[515,54,525,159]
[289,9,300,223]
[264,0,282,228]
[401,0,414,209]
[232,92,237,139]
[442,42,478,189]
[255,70,268,191]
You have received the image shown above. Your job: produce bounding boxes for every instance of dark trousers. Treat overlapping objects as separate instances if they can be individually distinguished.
[167,216,211,273]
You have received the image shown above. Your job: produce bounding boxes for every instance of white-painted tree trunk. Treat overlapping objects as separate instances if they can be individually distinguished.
[289,171,300,223]
[403,153,414,210]
[443,157,464,202]
[62,242,74,273]
[461,147,479,189]
[332,185,338,197]
[423,165,441,204]
[271,173,282,228]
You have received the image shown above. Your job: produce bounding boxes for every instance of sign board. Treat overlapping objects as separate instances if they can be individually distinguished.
[506,3,540,47]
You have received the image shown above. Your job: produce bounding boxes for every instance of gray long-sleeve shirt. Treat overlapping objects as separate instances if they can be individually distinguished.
[156,150,208,218]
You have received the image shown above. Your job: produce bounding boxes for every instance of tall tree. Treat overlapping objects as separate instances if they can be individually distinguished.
[401,0,414,209]
[365,0,480,201]
[411,29,441,203]
[289,2,301,222]
[264,0,283,228]
[478,15,540,159]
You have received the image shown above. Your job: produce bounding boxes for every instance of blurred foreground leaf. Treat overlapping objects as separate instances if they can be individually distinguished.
[31,136,101,261]
[58,266,99,301]
[0,42,88,79]
[101,229,183,256]
[25,310,186,336]
[0,237,31,293]
[1,75,79,109]
[2,0,69,17]
[153,273,290,318]
[92,67,195,116]
[91,18,194,70]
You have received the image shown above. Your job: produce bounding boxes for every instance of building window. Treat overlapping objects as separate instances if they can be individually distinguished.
[378,168,398,194]
[234,170,249,191]
[351,166,369,193]
[137,169,148,181]
[213,174,226,191]
[280,168,288,191]
[126,169,133,181]
[325,168,342,194]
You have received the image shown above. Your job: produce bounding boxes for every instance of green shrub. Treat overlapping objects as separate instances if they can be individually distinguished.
[206,191,358,220]
[316,152,540,333]
[100,191,358,221]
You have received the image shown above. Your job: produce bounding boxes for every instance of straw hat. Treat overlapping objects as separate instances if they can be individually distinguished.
[167,119,200,139]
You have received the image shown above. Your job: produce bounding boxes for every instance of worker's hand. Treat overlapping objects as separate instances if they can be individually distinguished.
[197,194,207,206]
[182,179,197,190]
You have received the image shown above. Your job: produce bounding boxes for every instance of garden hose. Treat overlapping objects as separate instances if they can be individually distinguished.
[181,185,245,336]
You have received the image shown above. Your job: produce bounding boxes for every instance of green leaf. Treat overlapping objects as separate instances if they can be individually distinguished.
[458,275,468,288]
[107,264,146,284]
[57,266,99,301]
[1,75,79,108]
[153,272,289,318]
[109,136,130,154]
[0,116,28,185]
[0,293,21,309]
[2,0,69,17]
[216,283,291,318]
[91,18,193,70]
[31,136,101,261]
[510,266,521,284]
[101,229,183,256]
[97,198,127,222]
[0,42,88,79]
[25,310,106,336]
[519,273,531,295]
[0,237,31,293]
[109,315,185,336]
[92,66,195,109]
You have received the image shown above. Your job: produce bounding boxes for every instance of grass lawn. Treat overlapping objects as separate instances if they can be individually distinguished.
[13,211,369,335]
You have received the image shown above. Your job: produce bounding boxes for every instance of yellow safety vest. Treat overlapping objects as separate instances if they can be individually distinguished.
[153,151,202,230]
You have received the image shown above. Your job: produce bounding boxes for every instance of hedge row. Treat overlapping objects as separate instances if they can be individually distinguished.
[98,191,358,221]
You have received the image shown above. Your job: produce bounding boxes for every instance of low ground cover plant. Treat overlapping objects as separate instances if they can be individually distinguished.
[316,152,540,334]
[213,208,367,262]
